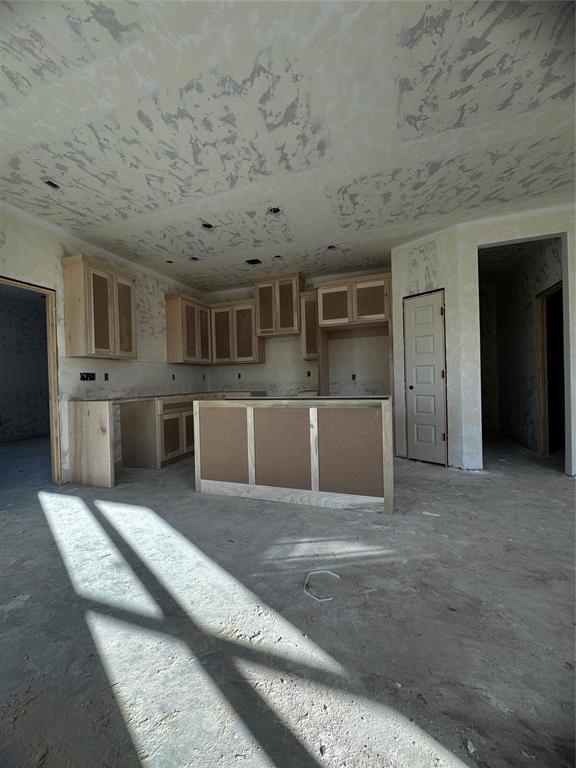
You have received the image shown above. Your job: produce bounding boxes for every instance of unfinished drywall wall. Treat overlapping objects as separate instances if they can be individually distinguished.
[392,205,575,475]
[0,295,50,442]
[328,334,390,396]
[494,239,562,451]
[206,335,318,396]
[0,206,208,478]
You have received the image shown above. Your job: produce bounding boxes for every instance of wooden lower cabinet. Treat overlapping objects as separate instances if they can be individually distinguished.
[162,413,184,460]
[161,409,195,462]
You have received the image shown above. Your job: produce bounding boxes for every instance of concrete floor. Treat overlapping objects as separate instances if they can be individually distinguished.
[0,437,574,768]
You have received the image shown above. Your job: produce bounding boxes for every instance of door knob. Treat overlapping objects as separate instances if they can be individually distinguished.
[409,385,414,390]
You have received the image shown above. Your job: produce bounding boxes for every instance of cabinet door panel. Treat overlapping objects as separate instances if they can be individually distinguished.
[199,307,211,361]
[318,287,350,325]
[235,306,254,360]
[184,410,195,452]
[162,414,183,459]
[90,269,113,354]
[277,280,296,331]
[257,284,274,334]
[213,309,232,361]
[185,303,197,360]
[115,277,136,357]
[301,294,319,359]
[354,281,387,321]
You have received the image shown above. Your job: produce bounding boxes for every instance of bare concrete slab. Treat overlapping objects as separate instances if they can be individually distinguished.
[0,437,573,768]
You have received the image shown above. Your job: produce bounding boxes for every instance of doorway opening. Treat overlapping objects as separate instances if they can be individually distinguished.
[536,283,565,456]
[478,237,564,469]
[0,277,61,488]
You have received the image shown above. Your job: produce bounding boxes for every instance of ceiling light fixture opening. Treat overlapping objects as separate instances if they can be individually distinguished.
[42,178,60,190]
[202,222,214,229]
[326,244,337,251]
[245,258,262,266]
[165,260,174,264]
[190,256,200,262]
[274,254,284,260]
[267,206,282,215]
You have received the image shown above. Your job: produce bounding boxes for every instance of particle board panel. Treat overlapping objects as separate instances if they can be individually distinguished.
[304,298,319,354]
[278,281,295,329]
[163,415,181,456]
[254,408,311,489]
[200,406,248,483]
[199,308,210,360]
[235,307,253,358]
[117,281,133,354]
[185,303,197,358]
[322,289,349,321]
[120,400,158,468]
[92,272,111,351]
[258,284,274,332]
[318,407,384,497]
[356,284,386,317]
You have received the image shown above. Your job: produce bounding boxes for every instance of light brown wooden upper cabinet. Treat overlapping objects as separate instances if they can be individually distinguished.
[166,294,211,364]
[255,273,303,336]
[300,291,319,360]
[317,284,351,326]
[63,255,137,359]
[211,300,264,364]
[318,273,391,327]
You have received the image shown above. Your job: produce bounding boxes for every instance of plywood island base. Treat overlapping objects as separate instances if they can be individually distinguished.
[194,398,394,514]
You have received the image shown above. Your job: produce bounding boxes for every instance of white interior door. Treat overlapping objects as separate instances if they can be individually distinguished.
[404,290,447,465]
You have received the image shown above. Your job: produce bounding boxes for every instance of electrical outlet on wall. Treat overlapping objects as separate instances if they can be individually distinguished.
[104,373,109,381]
[172,374,176,381]
[80,372,95,381]
[237,373,241,380]
[352,373,357,381]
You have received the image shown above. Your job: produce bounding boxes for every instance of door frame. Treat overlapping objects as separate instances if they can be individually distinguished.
[535,281,563,456]
[0,275,62,484]
[402,288,448,465]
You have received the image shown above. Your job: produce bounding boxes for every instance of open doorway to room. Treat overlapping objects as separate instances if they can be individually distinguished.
[478,237,565,470]
[0,278,61,489]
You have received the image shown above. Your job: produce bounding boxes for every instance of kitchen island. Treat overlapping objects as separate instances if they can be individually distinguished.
[194,397,393,513]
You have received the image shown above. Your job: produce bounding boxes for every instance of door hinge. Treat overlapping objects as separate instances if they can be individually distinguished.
[441,369,445,378]
[442,432,446,442]
[440,306,444,316]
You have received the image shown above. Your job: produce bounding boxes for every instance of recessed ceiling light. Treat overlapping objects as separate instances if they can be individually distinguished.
[274,254,284,260]
[202,222,214,229]
[42,178,60,189]
[267,206,282,215]
[190,256,200,262]
[166,260,174,264]
[245,258,262,266]
[326,244,337,251]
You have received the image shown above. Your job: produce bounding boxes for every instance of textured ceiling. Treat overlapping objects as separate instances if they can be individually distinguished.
[0,1,574,292]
